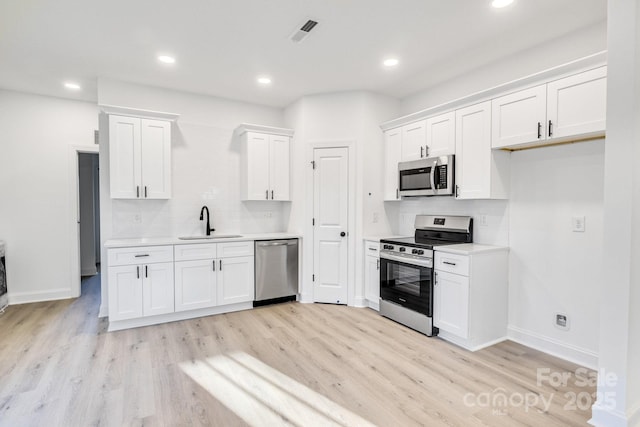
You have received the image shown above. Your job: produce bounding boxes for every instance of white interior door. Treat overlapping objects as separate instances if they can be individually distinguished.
[313,147,349,304]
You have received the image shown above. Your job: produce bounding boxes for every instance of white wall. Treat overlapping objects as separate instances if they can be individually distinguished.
[284,91,399,305]
[509,140,604,368]
[0,90,98,303]
[400,22,607,115]
[97,79,285,315]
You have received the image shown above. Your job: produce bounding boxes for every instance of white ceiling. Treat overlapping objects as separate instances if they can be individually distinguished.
[0,0,607,107]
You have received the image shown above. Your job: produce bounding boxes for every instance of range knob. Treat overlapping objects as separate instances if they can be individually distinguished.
[416,249,425,255]
[399,247,406,252]
[383,244,394,250]
[412,249,419,255]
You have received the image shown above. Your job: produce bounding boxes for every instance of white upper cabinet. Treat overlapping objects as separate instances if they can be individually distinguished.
[237,124,294,201]
[400,120,427,161]
[491,85,547,149]
[383,127,402,201]
[546,66,607,140]
[491,66,607,150]
[108,114,172,199]
[455,101,509,200]
[426,111,456,157]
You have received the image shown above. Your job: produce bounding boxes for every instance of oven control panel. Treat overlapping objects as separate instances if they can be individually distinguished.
[380,243,433,261]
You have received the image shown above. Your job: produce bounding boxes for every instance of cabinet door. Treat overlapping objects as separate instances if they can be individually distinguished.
[109,115,141,199]
[269,135,290,201]
[434,270,469,339]
[140,119,171,199]
[383,128,402,201]
[426,112,456,156]
[142,262,174,316]
[174,259,217,312]
[401,120,427,161]
[218,256,254,305]
[244,132,271,200]
[547,66,607,140]
[108,265,143,321]
[455,101,492,199]
[364,255,380,307]
[491,85,547,149]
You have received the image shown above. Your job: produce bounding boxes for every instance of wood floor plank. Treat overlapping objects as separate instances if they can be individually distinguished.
[0,275,595,426]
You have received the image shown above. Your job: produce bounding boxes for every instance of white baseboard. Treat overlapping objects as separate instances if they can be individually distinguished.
[9,288,74,305]
[98,303,108,318]
[508,325,598,369]
[352,296,367,308]
[589,404,630,427]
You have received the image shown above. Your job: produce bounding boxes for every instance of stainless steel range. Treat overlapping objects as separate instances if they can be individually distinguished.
[379,215,473,336]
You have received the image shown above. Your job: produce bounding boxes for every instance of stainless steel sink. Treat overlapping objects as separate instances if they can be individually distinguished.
[178,235,243,240]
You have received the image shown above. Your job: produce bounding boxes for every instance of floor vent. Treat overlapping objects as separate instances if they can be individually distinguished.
[290,19,319,43]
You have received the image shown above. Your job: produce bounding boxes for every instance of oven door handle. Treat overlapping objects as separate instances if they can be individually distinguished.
[380,252,433,268]
[430,161,437,192]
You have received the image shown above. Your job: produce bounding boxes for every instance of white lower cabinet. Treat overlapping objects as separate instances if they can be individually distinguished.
[107,245,175,322]
[107,241,255,329]
[174,259,217,312]
[218,256,254,305]
[363,240,380,310]
[433,248,508,351]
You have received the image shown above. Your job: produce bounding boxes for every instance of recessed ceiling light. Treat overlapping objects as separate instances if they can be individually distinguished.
[158,55,176,64]
[492,0,514,8]
[64,82,81,90]
[383,58,399,67]
[257,76,272,85]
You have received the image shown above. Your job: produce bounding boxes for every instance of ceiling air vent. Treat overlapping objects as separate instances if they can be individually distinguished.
[290,19,319,43]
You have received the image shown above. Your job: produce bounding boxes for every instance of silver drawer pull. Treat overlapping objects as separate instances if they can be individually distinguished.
[135,254,150,258]
[368,248,377,251]
[443,261,457,266]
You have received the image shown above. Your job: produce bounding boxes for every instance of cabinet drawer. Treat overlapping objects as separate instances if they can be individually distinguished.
[365,241,379,256]
[174,243,217,262]
[434,252,469,276]
[108,245,173,266]
[218,241,254,258]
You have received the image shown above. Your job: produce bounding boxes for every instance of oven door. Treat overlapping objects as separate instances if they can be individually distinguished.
[379,253,433,316]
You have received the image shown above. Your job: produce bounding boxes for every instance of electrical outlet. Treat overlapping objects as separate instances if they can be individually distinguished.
[480,214,488,227]
[133,214,142,224]
[572,216,586,232]
[554,313,570,331]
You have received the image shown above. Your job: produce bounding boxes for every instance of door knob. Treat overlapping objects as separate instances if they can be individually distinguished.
[340,232,346,237]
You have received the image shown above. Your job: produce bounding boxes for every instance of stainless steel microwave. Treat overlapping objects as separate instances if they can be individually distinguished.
[398,155,455,197]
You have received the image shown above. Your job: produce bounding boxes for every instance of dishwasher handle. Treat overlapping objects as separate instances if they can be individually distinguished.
[256,240,297,247]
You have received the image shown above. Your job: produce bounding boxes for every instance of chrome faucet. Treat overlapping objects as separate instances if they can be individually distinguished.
[199,206,215,236]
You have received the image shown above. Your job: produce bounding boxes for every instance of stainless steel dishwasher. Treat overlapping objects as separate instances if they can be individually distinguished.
[254,239,299,306]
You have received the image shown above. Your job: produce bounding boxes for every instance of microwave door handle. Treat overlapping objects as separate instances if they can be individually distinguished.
[430,161,437,191]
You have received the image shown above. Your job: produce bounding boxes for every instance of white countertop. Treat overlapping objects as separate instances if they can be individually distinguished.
[105,233,302,248]
[434,243,509,255]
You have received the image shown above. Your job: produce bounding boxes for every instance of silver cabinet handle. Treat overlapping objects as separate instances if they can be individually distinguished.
[213,260,216,271]
[136,266,140,279]
[443,261,457,266]
[420,146,424,158]
[145,265,148,278]
[135,254,150,258]
[219,260,222,270]
[537,122,542,139]
[136,186,140,198]
[368,247,377,251]
[396,189,399,199]
[376,259,380,270]
[271,190,274,200]
[548,120,553,137]
[265,190,269,200]
[425,145,429,157]
[144,186,148,198]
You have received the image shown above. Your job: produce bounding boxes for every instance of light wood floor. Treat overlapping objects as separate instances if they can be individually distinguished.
[0,275,595,426]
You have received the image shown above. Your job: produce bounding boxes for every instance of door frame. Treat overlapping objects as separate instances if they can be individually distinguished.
[305,140,356,306]
[69,145,99,299]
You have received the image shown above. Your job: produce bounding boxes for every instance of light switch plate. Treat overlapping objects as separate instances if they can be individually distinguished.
[572,216,586,232]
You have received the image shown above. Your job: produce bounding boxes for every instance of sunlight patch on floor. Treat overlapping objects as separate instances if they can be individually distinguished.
[180,352,375,427]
